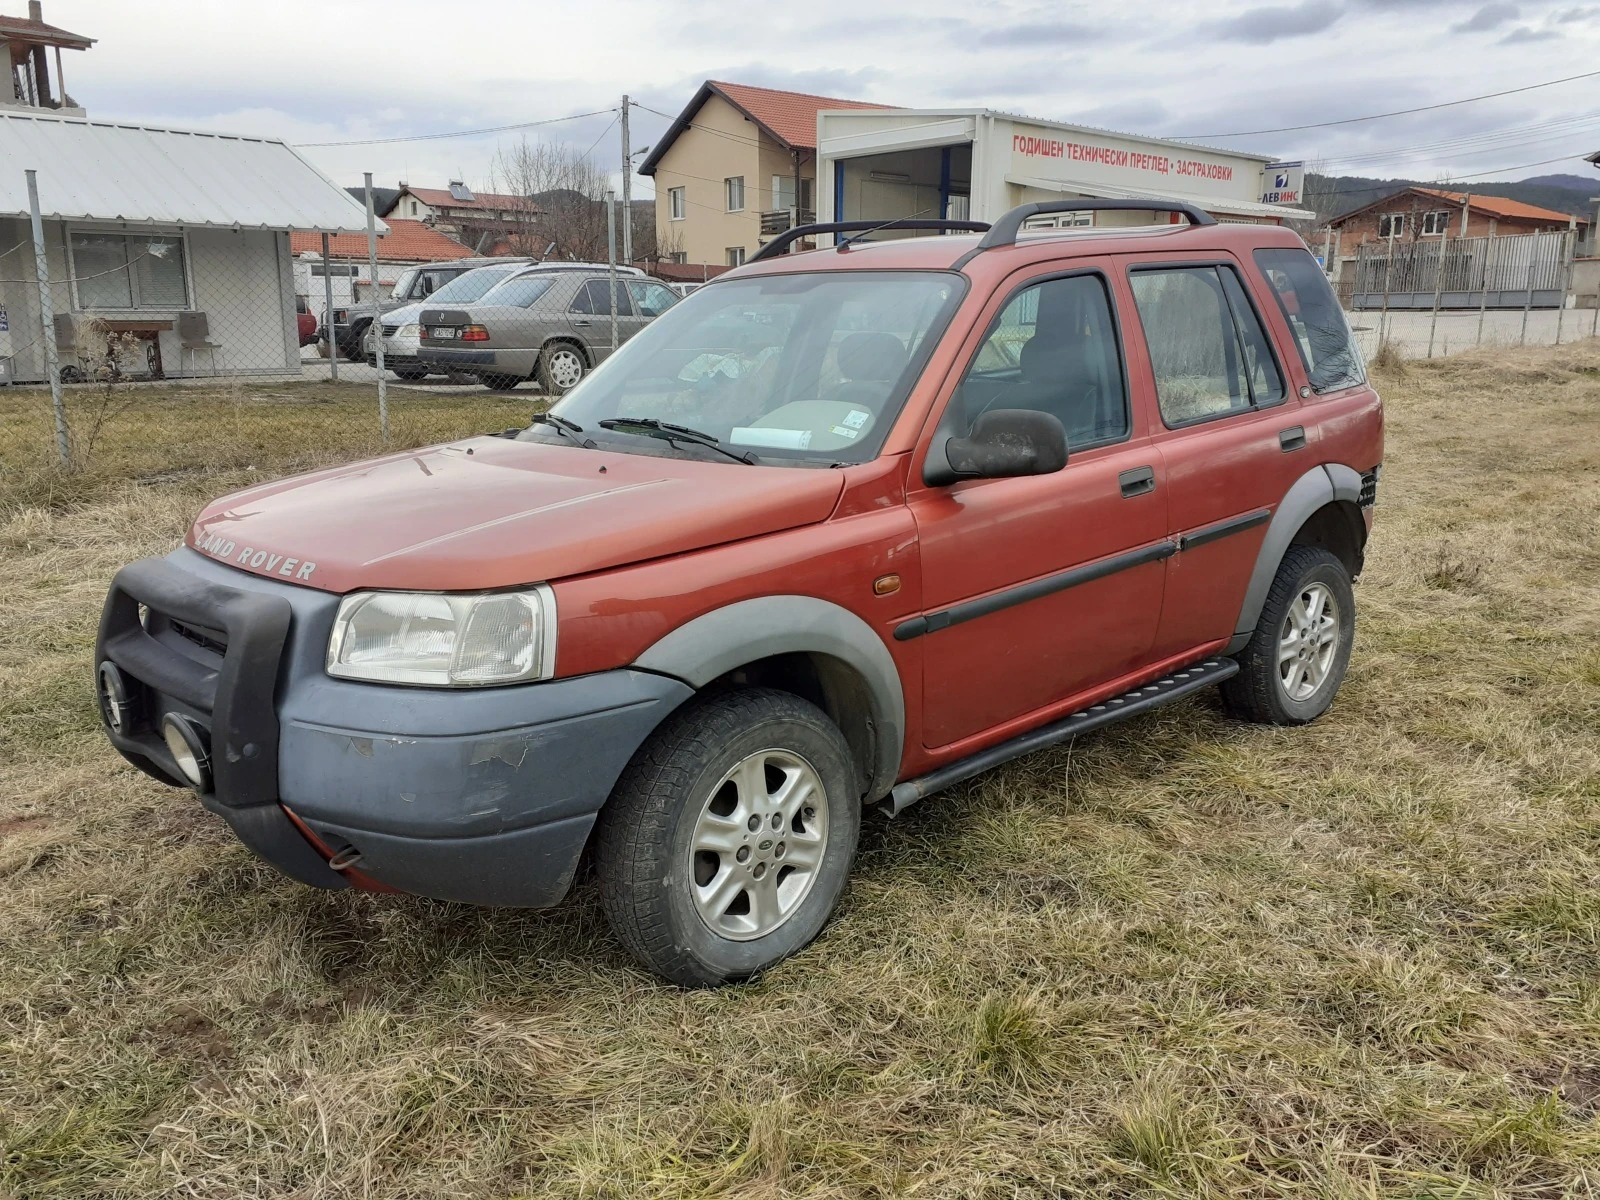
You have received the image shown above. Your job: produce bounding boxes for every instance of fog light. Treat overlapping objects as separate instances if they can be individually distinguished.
[161,713,212,792]
[97,661,134,734]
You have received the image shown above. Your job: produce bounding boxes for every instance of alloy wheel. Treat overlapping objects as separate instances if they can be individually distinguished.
[687,749,828,941]
[1277,581,1340,702]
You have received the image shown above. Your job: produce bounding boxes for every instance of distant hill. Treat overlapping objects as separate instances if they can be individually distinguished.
[1519,173,1597,193]
[1307,172,1595,226]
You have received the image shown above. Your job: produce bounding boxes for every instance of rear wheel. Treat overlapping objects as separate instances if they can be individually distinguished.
[1222,545,1355,725]
[596,689,860,986]
[539,343,587,395]
[481,373,522,391]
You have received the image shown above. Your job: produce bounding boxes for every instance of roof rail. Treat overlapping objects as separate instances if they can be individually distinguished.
[974,199,1216,251]
[748,219,991,263]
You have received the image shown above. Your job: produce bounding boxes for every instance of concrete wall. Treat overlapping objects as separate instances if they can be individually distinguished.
[0,218,297,382]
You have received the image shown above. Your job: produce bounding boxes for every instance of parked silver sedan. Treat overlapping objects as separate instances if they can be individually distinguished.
[418,270,680,392]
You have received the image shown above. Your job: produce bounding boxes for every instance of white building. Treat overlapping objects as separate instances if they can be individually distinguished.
[0,112,378,383]
[816,108,1312,231]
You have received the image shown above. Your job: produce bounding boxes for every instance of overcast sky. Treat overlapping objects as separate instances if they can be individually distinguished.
[34,0,1600,201]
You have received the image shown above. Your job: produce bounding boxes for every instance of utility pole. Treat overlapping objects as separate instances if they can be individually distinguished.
[620,95,633,268]
[605,189,619,354]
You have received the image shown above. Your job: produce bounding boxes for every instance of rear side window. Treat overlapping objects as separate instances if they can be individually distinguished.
[952,273,1129,449]
[481,275,555,309]
[571,279,636,316]
[1129,265,1284,426]
[1253,247,1365,393]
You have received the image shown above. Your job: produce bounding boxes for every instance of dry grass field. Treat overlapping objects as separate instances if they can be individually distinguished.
[1,348,1598,1199]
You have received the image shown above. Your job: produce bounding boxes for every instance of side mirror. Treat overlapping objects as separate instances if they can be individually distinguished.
[923,409,1068,487]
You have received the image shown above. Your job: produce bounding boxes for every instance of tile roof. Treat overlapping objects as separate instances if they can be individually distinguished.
[0,13,93,47]
[1414,187,1587,226]
[288,218,473,262]
[402,186,538,213]
[707,80,893,150]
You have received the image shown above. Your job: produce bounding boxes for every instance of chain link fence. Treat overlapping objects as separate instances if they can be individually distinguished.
[0,169,682,485]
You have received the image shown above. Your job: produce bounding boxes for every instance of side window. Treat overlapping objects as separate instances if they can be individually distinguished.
[572,279,634,316]
[1253,247,1365,393]
[951,273,1129,449]
[569,280,596,314]
[630,281,678,317]
[1129,265,1282,426]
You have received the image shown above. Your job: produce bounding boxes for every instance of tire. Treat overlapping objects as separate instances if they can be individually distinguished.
[596,688,860,987]
[1222,545,1356,725]
[445,370,476,385]
[393,366,428,382]
[481,373,522,391]
[538,342,587,395]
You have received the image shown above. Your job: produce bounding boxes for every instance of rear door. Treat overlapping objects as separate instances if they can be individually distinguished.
[907,263,1170,750]
[1117,256,1306,659]
[569,278,644,358]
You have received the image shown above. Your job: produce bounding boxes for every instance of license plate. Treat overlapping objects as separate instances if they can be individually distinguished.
[429,326,457,339]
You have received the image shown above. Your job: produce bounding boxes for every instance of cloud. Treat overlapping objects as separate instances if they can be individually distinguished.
[1204,1,1347,44]
[1553,4,1600,19]
[974,21,1104,46]
[1499,24,1561,39]
[1451,2,1519,31]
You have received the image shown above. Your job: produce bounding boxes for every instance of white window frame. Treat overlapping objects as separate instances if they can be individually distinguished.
[1377,214,1407,239]
[725,176,745,212]
[669,186,686,221]
[1420,210,1450,236]
[669,251,688,265]
[65,225,193,312]
[726,246,746,267]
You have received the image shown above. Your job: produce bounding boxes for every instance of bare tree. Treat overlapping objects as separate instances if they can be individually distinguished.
[486,138,612,260]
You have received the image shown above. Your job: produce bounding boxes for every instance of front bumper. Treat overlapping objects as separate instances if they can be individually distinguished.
[96,549,692,906]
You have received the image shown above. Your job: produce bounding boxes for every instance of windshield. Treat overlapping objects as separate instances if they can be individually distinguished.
[527,271,964,465]
[478,274,557,308]
[429,264,526,305]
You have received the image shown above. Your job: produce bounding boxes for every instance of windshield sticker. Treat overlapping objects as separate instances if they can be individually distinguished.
[842,408,871,429]
[731,427,812,450]
[829,425,861,439]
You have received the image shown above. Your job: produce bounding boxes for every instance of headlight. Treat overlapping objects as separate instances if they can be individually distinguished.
[396,323,419,340]
[326,587,556,686]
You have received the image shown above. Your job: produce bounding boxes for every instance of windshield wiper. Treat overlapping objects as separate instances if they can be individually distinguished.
[530,412,594,447]
[597,417,758,465]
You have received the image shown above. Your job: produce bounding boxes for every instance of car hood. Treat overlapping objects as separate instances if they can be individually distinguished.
[186,437,846,593]
[381,302,425,326]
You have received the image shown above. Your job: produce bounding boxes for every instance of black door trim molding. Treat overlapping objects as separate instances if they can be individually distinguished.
[894,539,1176,641]
[1177,507,1271,552]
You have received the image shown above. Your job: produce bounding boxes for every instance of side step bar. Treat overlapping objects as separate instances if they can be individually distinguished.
[884,657,1239,816]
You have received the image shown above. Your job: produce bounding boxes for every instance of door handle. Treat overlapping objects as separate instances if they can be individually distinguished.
[571,319,594,327]
[1279,425,1306,452]
[1119,466,1156,498]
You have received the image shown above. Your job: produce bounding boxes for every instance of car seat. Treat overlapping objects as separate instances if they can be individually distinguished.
[832,331,907,411]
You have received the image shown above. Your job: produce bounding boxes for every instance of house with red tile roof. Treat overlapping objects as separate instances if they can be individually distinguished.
[386,181,540,253]
[638,80,893,268]
[1329,185,1586,248]
[288,219,474,315]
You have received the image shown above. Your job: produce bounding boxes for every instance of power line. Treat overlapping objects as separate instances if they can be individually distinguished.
[1316,153,1593,204]
[295,107,616,149]
[1320,112,1600,168]
[1170,69,1600,139]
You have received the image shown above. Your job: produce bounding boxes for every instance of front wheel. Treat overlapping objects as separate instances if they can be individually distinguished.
[595,689,860,986]
[538,343,587,395]
[393,366,428,382]
[480,373,522,391]
[1222,545,1355,725]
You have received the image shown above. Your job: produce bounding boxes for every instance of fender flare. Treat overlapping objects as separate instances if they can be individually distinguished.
[632,595,905,800]
[1229,464,1360,651]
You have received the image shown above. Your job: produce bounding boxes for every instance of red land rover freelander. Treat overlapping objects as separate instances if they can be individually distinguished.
[96,201,1382,985]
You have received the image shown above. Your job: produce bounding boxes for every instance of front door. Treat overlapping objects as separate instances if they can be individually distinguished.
[1118,257,1308,658]
[908,267,1169,750]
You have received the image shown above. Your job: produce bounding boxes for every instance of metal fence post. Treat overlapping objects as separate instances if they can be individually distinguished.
[1555,228,1574,346]
[25,169,69,466]
[364,172,387,441]
[1477,228,1494,346]
[321,231,338,383]
[605,189,619,353]
[1519,244,1536,346]
[1427,231,1448,358]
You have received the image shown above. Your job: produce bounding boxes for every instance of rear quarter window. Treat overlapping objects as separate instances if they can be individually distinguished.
[1252,248,1365,393]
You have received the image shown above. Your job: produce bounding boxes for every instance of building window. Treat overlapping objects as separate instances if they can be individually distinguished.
[726,246,746,267]
[725,176,745,212]
[669,187,686,221]
[1421,210,1451,236]
[1378,214,1406,239]
[69,230,188,310]
[770,175,814,213]
[669,251,688,264]
[410,199,419,215]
